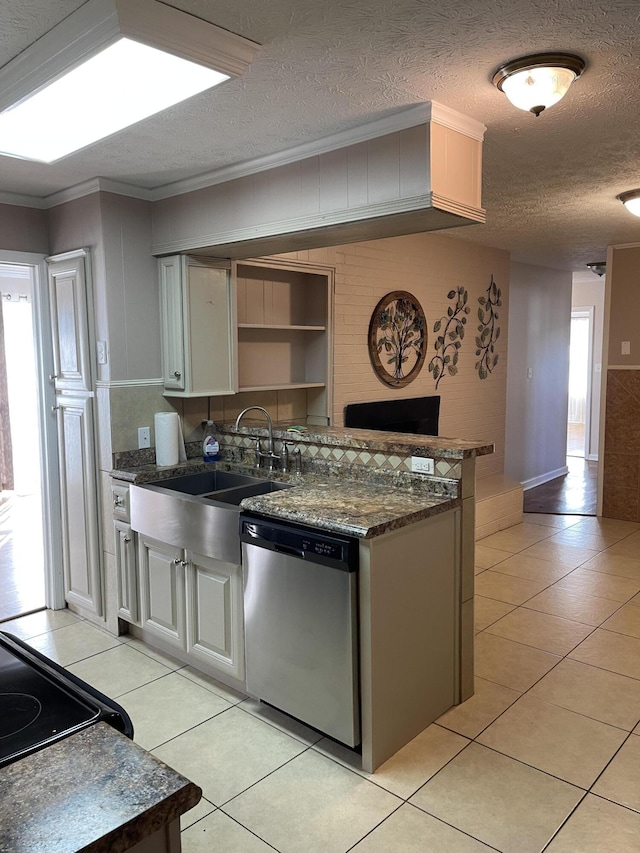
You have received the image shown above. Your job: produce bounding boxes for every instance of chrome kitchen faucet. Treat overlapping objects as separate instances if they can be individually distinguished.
[234,406,288,472]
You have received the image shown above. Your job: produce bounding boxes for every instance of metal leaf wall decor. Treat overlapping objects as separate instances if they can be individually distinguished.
[475,275,502,380]
[428,286,470,389]
[368,290,427,387]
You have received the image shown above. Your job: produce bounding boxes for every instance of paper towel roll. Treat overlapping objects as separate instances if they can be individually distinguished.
[155,412,180,467]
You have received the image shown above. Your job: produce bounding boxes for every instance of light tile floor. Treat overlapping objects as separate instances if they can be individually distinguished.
[2,513,640,852]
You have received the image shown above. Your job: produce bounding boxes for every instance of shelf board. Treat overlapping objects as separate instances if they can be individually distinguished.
[238,382,326,392]
[237,323,325,331]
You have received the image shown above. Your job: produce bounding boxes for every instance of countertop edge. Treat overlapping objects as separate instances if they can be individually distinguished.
[0,723,202,853]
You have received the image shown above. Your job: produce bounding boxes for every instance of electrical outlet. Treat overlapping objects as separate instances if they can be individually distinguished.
[96,340,108,364]
[138,427,151,449]
[411,456,435,475]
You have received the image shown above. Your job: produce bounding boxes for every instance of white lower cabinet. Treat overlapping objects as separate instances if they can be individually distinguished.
[185,552,244,681]
[139,536,185,648]
[137,535,244,680]
[114,522,139,624]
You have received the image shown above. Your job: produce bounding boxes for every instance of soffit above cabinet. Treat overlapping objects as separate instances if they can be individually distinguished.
[151,104,486,258]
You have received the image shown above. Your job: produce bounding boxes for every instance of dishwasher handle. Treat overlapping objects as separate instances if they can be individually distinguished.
[274,542,306,559]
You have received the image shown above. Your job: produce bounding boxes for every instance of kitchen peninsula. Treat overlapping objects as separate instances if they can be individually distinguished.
[114,424,492,772]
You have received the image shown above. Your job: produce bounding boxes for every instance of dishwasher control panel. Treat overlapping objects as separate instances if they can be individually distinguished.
[240,515,358,572]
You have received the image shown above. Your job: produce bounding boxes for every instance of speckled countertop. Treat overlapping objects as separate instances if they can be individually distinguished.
[240,481,457,538]
[0,723,201,853]
[223,422,494,459]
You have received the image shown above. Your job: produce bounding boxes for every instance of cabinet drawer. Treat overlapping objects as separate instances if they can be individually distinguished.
[112,482,130,522]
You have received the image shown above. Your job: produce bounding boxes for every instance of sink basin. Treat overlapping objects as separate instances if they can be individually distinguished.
[149,470,265,495]
[203,480,290,506]
[130,470,292,564]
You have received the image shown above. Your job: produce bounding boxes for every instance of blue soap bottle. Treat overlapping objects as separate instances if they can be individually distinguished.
[202,421,220,462]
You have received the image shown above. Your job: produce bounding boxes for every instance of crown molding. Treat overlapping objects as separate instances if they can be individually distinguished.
[428,102,486,141]
[46,177,153,208]
[150,101,486,201]
[0,191,48,209]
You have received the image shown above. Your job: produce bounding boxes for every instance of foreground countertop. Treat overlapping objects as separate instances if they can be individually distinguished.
[240,480,458,538]
[0,723,201,853]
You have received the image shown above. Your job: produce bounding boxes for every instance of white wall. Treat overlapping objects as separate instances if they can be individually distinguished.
[505,261,572,487]
[572,272,605,460]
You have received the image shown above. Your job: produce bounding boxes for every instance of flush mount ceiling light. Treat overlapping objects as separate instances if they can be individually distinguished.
[492,52,586,117]
[0,0,260,163]
[617,189,640,217]
[586,262,606,277]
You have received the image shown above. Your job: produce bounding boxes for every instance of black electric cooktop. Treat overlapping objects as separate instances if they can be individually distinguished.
[0,630,133,768]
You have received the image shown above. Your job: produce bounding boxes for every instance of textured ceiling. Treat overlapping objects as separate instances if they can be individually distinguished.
[1,0,640,270]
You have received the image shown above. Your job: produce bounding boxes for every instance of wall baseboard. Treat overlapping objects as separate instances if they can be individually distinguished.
[521,466,569,491]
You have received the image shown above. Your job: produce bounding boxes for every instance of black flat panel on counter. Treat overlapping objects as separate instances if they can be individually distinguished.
[344,396,440,436]
[0,631,132,768]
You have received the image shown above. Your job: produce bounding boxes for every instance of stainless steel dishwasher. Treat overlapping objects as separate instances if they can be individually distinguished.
[240,514,360,747]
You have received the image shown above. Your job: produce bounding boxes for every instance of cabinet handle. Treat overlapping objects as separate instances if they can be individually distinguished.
[48,374,57,382]
[51,405,59,412]
[123,536,131,543]
[113,496,124,507]
[173,557,181,564]
[181,560,188,567]
[173,370,181,379]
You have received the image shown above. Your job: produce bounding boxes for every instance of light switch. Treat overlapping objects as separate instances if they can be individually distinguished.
[96,340,108,364]
[527,367,533,379]
[622,341,631,355]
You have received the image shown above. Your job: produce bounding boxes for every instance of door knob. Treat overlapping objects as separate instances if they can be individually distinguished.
[173,370,181,379]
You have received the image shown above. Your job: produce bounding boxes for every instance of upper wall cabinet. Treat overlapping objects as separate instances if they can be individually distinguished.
[160,256,334,423]
[160,255,237,397]
[48,250,93,392]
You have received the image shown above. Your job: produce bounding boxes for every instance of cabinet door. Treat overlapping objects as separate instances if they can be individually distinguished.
[139,535,185,648]
[56,395,102,616]
[184,551,244,680]
[159,256,185,391]
[115,522,138,624]
[186,262,237,396]
[48,251,93,392]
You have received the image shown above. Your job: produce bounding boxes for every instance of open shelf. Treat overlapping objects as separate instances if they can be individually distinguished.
[238,323,326,331]
[238,382,326,392]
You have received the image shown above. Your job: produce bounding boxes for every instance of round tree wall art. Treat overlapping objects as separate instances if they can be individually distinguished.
[368,291,427,387]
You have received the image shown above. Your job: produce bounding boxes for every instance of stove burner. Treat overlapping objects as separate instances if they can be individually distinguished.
[0,693,42,739]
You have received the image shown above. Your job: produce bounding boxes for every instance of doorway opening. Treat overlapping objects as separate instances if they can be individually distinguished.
[0,263,45,621]
[567,308,593,459]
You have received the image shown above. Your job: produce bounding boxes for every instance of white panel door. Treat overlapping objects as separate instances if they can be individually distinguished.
[185,551,244,680]
[159,255,185,391]
[139,535,185,649]
[56,395,102,616]
[48,251,92,392]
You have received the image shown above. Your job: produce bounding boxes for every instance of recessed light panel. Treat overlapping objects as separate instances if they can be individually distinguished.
[0,38,228,163]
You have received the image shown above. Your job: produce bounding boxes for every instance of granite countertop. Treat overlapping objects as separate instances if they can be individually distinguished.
[222,422,494,459]
[0,723,201,853]
[240,481,458,538]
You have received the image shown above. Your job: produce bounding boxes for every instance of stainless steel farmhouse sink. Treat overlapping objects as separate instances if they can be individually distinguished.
[130,471,291,564]
[147,470,261,495]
